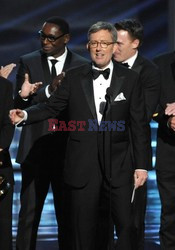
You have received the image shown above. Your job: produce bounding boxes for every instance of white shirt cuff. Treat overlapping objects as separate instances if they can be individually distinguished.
[18,90,28,101]
[15,110,28,126]
[45,85,51,98]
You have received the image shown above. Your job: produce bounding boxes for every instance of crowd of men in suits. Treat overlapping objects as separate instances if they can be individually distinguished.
[1,16,175,250]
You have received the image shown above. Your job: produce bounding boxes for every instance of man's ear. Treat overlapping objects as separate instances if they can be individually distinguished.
[132,39,140,49]
[64,34,70,44]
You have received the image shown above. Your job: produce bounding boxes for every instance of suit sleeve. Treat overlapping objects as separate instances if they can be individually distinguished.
[25,74,70,125]
[153,56,175,136]
[130,74,151,170]
[0,79,14,149]
[140,64,160,122]
[14,58,49,109]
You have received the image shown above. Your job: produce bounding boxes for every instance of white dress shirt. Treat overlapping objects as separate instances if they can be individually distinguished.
[45,47,68,97]
[92,61,113,124]
[122,50,138,69]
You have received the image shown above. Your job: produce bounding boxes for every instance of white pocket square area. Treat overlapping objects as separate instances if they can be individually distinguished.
[114,92,126,101]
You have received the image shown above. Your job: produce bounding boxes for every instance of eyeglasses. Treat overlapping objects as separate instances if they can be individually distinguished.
[38,30,65,42]
[88,41,116,48]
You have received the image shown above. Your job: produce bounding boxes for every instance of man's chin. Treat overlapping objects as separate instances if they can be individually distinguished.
[113,56,119,62]
[41,48,53,56]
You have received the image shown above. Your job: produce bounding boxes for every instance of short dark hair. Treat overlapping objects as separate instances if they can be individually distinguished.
[114,18,144,47]
[45,16,69,34]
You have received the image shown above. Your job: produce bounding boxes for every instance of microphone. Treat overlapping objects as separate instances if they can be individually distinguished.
[103,87,113,118]
[105,87,113,103]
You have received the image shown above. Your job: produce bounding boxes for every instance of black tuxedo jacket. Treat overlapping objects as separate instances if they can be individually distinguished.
[0,77,14,169]
[132,54,160,122]
[153,51,175,172]
[14,49,89,163]
[132,54,160,171]
[25,62,151,188]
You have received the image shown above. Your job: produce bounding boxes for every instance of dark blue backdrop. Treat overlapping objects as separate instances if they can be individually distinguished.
[0,0,168,248]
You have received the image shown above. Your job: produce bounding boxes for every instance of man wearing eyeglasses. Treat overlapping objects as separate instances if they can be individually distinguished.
[97,19,160,250]
[14,16,89,250]
[10,21,151,250]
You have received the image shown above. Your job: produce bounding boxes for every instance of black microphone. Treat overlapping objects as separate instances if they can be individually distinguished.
[105,87,113,103]
[103,87,113,118]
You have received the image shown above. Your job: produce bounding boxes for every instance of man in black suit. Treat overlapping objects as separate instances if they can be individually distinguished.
[112,19,160,250]
[153,51,175,250]
[97,19,160,250]
[96,19,160,250]
[14,16,89,250]
[10,21,151,250]
[0,64,15,250]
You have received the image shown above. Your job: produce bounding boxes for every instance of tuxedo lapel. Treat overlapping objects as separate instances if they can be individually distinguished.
[132,54,143,74]
[81,66,97,120]
[63,49,72,71]
[102,65,126,119]
[110,65,125,102]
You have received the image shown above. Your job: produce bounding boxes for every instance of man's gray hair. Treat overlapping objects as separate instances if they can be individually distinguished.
[87,21,117,42]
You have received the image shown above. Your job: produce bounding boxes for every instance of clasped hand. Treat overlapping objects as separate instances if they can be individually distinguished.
[48,72,65,94]
[9,109,24,125]
[165,102,175,131]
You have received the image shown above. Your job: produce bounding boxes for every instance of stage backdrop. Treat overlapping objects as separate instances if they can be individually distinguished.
[0,0,168,244]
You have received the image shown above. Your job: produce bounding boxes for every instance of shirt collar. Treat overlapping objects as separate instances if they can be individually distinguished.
[123,50,138,68]
[47,47,68,62]
[92,60,113,72]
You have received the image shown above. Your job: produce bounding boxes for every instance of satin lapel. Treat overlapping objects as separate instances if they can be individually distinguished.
[103,65,125,118]
[81,67,97,120]
[63,49,72,71]
[132,55,143,74]
[110,66,125,102]
[41,52,52,85]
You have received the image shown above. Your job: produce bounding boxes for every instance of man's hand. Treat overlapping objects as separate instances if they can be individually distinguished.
[134,170,148,189]
[0,149,3,166]
[48,72,65,94]
[0,63,16,79]
[20,73,42,99]
[165,102,175,116]
[167,116,175,131]
[9,109,25,125]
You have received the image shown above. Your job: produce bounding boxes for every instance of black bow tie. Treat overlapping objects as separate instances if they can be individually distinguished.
[92,68,110,80]
[122,62,129,68]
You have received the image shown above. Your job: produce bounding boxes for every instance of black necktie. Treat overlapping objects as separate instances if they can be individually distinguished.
[122,62,129,68]
[92,68,110,80]
[50,59,58,80]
